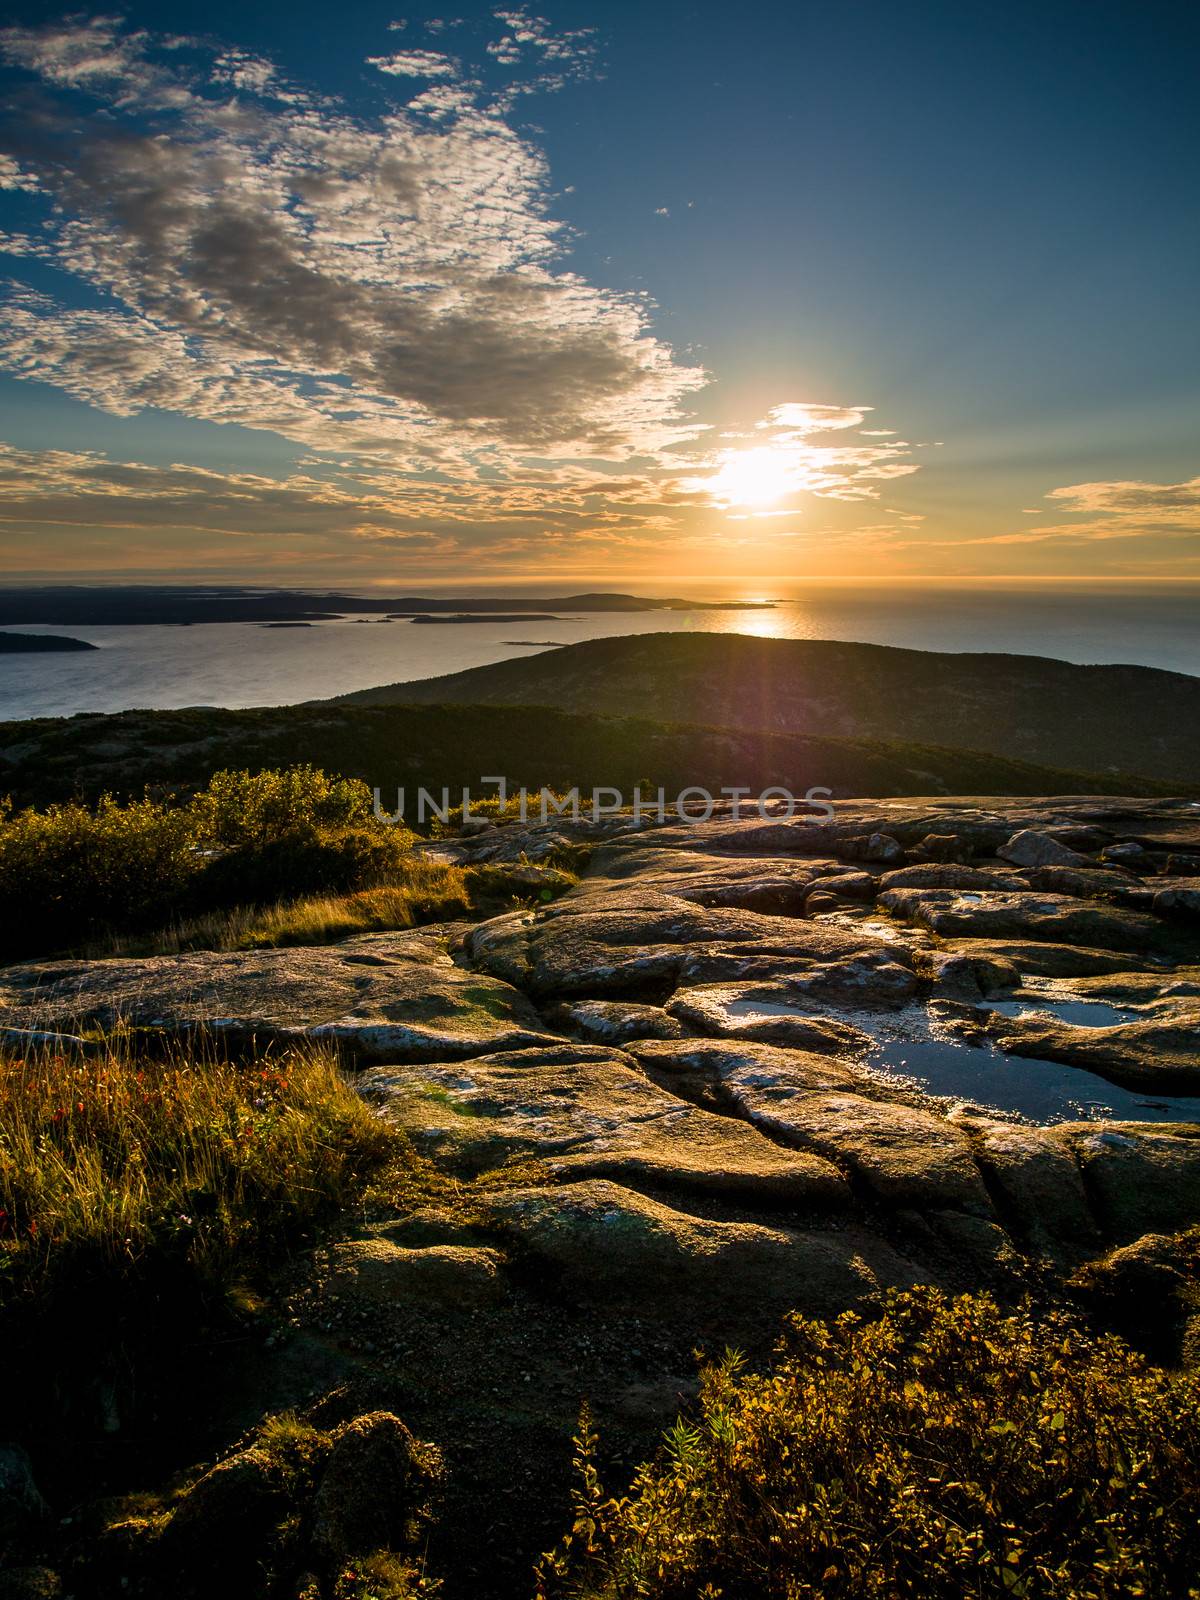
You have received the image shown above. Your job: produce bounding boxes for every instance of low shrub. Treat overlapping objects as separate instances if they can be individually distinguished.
[538,1287,1200,1600]
[0,793,196,953]
[188,824,413,910]
[0,767,416,958]
[187,765,376,848]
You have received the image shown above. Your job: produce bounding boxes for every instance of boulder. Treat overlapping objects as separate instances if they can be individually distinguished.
[986,1006,1200,1094]
[664,983,873,1053]
[923,951,1022,1000]
[910,833,975,864]
[325,1241,507,1307]
[553,999,687,1044]
[1100,841,1147,865]
[629,1036,862,1100]
[880,888,1162,952]
[815,871,876,901]
[155,1445,292,1596]
[467,886,912,999]
[719,1088,993,1214]
[881,864,1019,891]
[998,830,1090,869]
[1154,881,1200,920]
[631,1041,993,1216]
[939,939,1156,979]
[949,1113,1100,1259]
[310,1412,440,1570]
[1051,1124,1200,1244]
[864,833,903,863]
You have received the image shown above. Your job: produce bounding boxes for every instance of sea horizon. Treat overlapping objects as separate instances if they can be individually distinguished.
[2,580,1198,722]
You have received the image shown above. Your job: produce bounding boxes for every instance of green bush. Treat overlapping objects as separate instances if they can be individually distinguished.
[538,1288,1200,1600]
[188,765,375,847]
[189,825,413,910]
[0,767,415,958]
[0,793,196,954]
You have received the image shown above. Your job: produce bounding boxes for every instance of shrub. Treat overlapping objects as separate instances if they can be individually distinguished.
[189,766,376,848]
[0,793,196,953]
[538,1288,1200,1600]
[189,824,413,910]
[0,767,416,958]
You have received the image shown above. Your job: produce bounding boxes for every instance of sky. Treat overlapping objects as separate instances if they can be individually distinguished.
[0,0,1197,588]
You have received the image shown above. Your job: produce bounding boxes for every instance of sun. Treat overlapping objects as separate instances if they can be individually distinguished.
[706,446,796,508]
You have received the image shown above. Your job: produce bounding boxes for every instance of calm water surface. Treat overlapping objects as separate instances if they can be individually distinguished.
[2,585,1197,721]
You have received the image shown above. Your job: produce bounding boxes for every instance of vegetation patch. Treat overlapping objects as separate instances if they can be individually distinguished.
[0,1036,395,1334]
[0,765,418,959]
[538,1287,1200,1600]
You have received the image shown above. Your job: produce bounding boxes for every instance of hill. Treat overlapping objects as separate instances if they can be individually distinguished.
[335,632,1200,784]
[0,700,1171,814]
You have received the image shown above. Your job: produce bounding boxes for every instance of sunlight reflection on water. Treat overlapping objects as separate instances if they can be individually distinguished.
[2,584,1196,719]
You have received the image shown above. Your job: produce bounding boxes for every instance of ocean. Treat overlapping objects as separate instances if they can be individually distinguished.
[2,584,1197,722]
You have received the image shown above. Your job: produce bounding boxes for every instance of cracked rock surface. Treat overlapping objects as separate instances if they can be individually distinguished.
[7,796,1200,1319]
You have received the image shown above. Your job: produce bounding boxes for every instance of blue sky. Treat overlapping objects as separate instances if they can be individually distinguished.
[0,0,1196,584]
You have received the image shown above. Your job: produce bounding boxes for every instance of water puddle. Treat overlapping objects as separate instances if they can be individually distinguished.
[726,998,812,1020]
[708,995,1195,1125]
[855,1008,1198,1125]
[984,996,1142,1028]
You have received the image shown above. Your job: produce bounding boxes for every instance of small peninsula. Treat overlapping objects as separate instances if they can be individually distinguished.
[0,631,96,653]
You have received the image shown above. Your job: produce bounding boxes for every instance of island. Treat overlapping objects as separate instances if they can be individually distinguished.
[0,631,96,652]
[0,586,774,626]
[406,612,560,624]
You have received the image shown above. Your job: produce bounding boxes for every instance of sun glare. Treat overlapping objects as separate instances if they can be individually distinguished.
[706,446,796,508]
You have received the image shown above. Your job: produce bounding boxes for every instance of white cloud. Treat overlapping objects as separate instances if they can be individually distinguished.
[0,17,702,461]
[368,49,460,80]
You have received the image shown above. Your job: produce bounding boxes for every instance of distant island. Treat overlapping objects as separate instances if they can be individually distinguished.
[0,631,96,653]
[407,612,559,625]
[0,585,773,627]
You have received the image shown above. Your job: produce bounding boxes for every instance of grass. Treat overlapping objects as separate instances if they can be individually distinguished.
[0,1035,395,1321]
[83,858,577,958]
[0,765,419,960]
[538,1287,1200,1600]
[87,864,475,956]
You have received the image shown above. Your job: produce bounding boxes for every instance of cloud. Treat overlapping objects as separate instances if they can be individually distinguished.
[0,15,700,464]
[680,403,919,506]
[1045,477,1200,517]
[947,476,1200,552]
[0,18,931,579]
[368,49,459,80]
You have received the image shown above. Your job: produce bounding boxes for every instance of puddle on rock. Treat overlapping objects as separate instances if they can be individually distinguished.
[726,999,814,1020]
[984,996,1143,1028]
[855,1007,1199,1125]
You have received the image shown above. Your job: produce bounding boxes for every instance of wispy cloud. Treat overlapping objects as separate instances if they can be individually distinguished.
[680,403,919,506]
[0,13,697,464]
[0,14,932,578]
